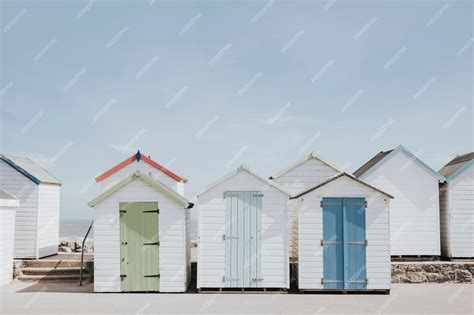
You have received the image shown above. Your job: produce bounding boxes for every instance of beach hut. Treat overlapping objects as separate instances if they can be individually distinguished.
[88,151,192,292]
[0,190,19,285]
[439,152,474,258]
[292,173,393,292]
[0,154,62,259]
[197,165,290,291]
[353,145,446,257]
[270,152,342,260]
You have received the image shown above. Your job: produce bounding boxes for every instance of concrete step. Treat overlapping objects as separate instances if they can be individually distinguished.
[21,260,93,269]
[17,274,91,283]
[21,267,90,276]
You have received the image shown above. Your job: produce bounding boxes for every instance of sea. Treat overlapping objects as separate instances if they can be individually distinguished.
[59,219,198,241]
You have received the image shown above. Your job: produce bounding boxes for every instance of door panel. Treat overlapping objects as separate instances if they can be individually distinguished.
[322,197,367,290]
[120,202,159,292]
[224,191,262,288]
[344,198,367,289]
[322,198,344,289]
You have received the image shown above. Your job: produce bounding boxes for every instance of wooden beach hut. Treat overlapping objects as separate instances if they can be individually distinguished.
[292,173,393,292]
[439,152,474,258]
[88,151,193,292]
[197,165,290,291]
[0,154,62,259]
[353,145,446,257]
[0,190,19,285]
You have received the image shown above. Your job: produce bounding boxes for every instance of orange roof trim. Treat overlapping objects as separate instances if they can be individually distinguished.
[95,151,188,183]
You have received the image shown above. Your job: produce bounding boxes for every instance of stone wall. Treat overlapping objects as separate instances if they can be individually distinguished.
[392,262,474,283]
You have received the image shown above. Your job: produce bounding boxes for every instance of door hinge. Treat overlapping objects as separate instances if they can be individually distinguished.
[143,209,159,213]
[365,239,368,246]
[252,193,264,197]
[320,201,323,208]
[365,201,368,208]
[144,274,160,278]
[120,274,127,280]
[222,276,240,282]
[143,241,160,246]
[252,278,264,281]
[120,210,127,213]
[222,234,240,241]
[121,242,128,245]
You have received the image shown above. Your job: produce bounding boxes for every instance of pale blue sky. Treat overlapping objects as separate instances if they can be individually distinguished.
[1,0,472,220]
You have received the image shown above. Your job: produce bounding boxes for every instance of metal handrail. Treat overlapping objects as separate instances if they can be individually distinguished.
[79,220,93,286]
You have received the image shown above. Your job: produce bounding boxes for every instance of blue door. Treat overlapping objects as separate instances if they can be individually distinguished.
[322,198,344,289]
[343,198,367,289]
[322,197,367,290]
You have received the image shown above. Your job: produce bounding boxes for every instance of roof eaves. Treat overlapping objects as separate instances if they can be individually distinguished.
[89,171,191,208]
[290,172,394,200]
[357,145,446,183]
[446,159,474,182]
[270,152,342,180]
[0,155,41,185]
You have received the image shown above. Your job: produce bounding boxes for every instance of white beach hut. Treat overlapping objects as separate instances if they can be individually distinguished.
[270,152,342,260]
[197,165,290,291]
[0,190,19,285]
[353,145,446,257]
[88,151,192,292]
[293,173,393,292]
[439,152,474,258]
[0,154,62,259]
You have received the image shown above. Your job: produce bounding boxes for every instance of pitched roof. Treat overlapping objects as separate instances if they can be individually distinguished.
[88,171,193,208]
[0,189,19,208]
[95,150,187,183]
[290,172,394,200]
[353,145,446,183]
[198,164,290,197]
[439,152,474,181]
[270,152,342,180]
[0,154,62,185]
[353,150,393,178]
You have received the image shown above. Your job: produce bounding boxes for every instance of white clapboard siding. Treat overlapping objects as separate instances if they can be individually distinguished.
[0,160,39,258]
[37,184,60,257]
[297,176,391,290]
[93,179,188,293]
[0,206,16,285]
[100,161,181,195]
[361,150,441,256]
[273,157,340,260]
[198,170,289,289]
[273,158,340,196]
[441,165,474,257]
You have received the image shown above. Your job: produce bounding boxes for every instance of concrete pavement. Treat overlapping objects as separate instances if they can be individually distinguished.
[0,281,472,314]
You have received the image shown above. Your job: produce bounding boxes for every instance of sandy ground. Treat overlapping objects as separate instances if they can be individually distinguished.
[0,281,472,314]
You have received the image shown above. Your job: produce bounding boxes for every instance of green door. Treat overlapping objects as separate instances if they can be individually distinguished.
[120,201,159,292]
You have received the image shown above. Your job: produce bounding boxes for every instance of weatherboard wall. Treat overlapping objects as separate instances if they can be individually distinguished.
[0,205,16,285]
[0,160,39,258]
[359,149,441,256]
[197,170,289,289]
[297,176,391,290]
[37,183,60,257]
[440,164,474,258]
[272,158,340,259]
[93,178,189,293]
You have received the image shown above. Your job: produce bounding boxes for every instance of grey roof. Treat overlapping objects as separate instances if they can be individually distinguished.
[0,154,62,185]
[353,150,393,178]
[439,152,474,179]
[0,189,17,200]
